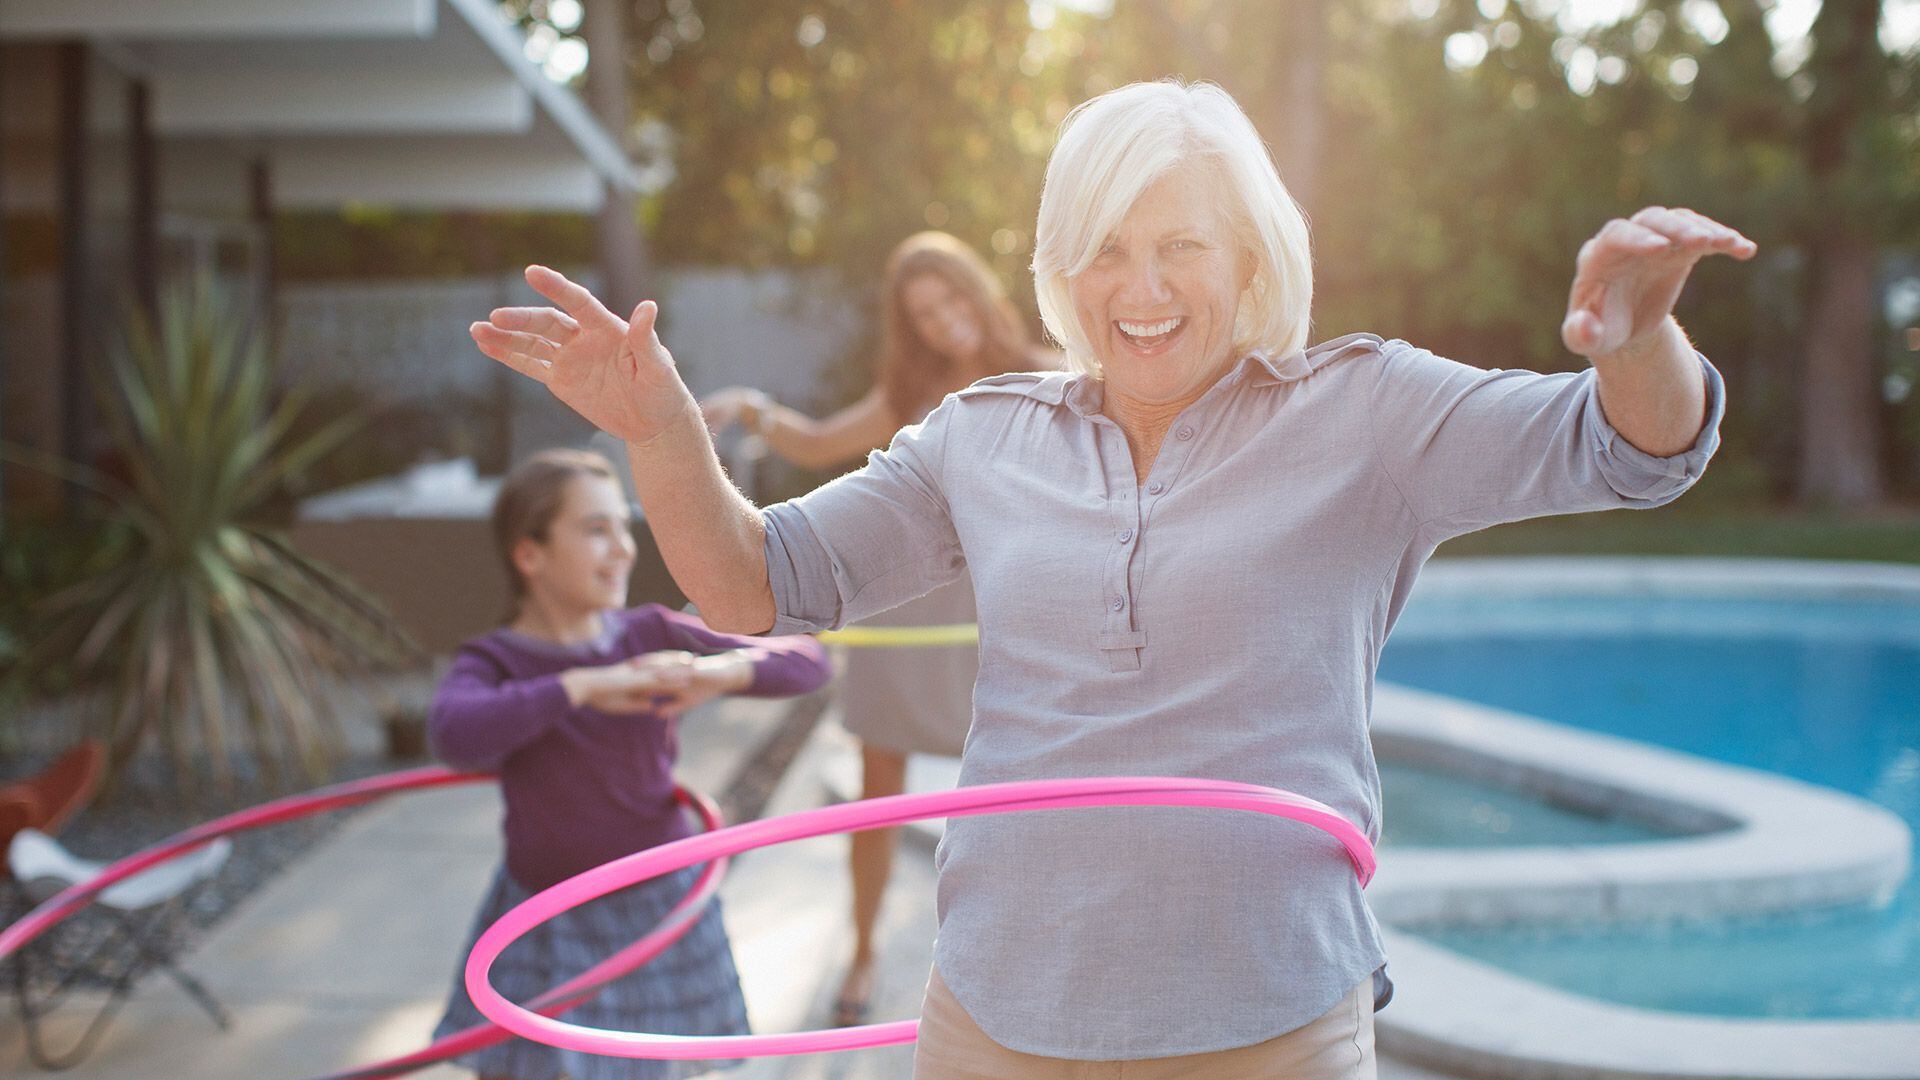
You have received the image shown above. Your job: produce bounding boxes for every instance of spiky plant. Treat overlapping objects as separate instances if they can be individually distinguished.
[2,280,421,788]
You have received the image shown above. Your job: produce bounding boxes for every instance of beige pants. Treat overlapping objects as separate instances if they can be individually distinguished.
[912,967,1377,1079]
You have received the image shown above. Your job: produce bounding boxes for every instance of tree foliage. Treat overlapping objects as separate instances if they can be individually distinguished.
[511,0,1920,501]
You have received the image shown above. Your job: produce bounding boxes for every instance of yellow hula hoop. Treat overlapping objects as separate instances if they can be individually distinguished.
[817,624,980,648]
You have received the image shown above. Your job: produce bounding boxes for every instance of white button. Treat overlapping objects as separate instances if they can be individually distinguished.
[1176,426,1194,441]
[1147,482,1165,495]
[1118,529,1133,543]
[1110,597,1125,611]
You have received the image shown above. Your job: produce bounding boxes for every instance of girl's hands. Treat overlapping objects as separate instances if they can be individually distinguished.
[642,651,756,715]
[471,266,696,445]
[558,660,684,714]
[558,651,755,716]
[1562,208,1757,361]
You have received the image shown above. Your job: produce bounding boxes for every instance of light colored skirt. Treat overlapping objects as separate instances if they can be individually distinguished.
[433,864,748,1080]
[839,574,979,757]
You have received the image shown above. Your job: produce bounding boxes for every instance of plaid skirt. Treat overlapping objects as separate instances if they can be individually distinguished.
[434,864,749,1080]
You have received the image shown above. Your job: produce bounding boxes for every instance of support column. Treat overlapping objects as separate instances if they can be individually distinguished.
[584,0,648,313]
[249,155,278,380]
[0,49,10,525]
[56,41,91,505]
[129,77,159,322]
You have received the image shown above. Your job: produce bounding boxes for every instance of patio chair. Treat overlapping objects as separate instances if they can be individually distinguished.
[5,829,234,1070]
[0,740,104,839]
[0,740,232,1071]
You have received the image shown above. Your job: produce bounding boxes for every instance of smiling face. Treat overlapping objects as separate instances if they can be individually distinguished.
[512,474,636,616]
[900,272,986,366]
[1067,164,1251,411]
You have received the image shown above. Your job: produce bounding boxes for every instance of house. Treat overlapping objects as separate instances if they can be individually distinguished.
[0,0,639,516]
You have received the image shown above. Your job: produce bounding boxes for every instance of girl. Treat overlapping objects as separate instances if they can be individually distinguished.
[429,448,831,1080]
[700,231,1058,1027]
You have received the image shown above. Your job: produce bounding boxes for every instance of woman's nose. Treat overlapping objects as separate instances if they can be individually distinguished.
[1120,256,1172,306]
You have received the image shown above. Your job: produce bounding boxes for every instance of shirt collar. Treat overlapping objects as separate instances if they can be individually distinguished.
[1242,333,1385,387]
[1042,333,1386,416]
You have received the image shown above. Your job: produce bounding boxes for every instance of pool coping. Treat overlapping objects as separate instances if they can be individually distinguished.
[1373,557,1920,1079]
[1368,684,1910,926]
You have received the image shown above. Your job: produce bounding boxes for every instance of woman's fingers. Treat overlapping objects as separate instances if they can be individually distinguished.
[700,400,739,432]
[479,325,563,363]
[627,299,662,351]
[1571,206,1759,305]
[699,388,751,430]
[1626,207,1758,260]
[490,306,580,340]
[1668,208,1759,259]
[1577,217,1674,277]
[470,322,554,383]
[1560,308,1607,355]
[525,265,619,327]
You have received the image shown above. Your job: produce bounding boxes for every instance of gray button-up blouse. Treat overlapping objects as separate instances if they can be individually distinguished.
[762,332,1724,1060]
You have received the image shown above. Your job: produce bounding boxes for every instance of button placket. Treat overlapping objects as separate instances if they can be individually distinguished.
[1093,420,1146,672]
[1122,406,1211,668]
[1139,406,1209,526]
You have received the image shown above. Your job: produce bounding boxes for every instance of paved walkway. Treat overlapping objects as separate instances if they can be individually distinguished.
[1,697,1457,1079]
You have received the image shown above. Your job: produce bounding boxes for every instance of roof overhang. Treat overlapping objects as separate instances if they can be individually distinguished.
[0,0,636,212]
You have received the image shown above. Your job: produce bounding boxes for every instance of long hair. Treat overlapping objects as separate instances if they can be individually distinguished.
[877,232,1037,423]
[491,448,619,616]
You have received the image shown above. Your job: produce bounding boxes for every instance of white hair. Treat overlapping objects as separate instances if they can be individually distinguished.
[1031,80,1314,376]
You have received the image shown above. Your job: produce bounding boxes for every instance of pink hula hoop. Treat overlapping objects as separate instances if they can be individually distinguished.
[467,775,1375,1061]
[0,766,728,1080]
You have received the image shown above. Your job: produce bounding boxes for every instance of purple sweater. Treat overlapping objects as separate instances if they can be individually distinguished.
[430,604,831,891]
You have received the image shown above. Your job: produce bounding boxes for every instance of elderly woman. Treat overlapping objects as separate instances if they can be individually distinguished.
[472,81,1750,1079]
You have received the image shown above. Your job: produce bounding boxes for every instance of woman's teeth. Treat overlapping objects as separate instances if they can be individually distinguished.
[1117,317,1183,346]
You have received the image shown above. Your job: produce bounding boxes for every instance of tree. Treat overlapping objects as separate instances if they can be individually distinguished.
[585,0,654,313]
[498,0,1920,502]
[1795,0,1894,505]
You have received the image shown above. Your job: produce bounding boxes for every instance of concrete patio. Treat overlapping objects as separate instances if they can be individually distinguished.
[0,695,1454,1079]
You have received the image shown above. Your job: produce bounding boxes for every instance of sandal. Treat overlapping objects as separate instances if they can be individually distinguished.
[832,961,875,1026]
[831,995,872,1027]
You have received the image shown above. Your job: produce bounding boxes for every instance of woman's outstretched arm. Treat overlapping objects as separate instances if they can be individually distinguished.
[703,385,898,470]
[471,265,777,633]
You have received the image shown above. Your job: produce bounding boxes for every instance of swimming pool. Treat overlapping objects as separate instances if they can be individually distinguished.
[1377,760,1683,848]
[1378,580,1920,1020]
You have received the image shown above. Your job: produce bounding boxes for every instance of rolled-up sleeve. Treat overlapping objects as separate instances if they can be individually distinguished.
[762,401,967,635]
[1580,356,1724,501]
[1369,339,1723,540]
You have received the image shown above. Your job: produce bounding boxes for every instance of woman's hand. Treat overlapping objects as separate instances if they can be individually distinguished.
[471,266,695,445]
[1561,208,1757,361]
[699,387,776,435]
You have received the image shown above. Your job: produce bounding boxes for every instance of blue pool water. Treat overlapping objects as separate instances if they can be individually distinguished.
[1377,593,1920,1020]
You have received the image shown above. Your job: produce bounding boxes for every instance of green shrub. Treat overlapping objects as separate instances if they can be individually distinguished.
[1,280,422,788]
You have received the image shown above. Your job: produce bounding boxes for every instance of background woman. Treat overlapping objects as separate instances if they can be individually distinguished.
[700,231,1056,1026]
